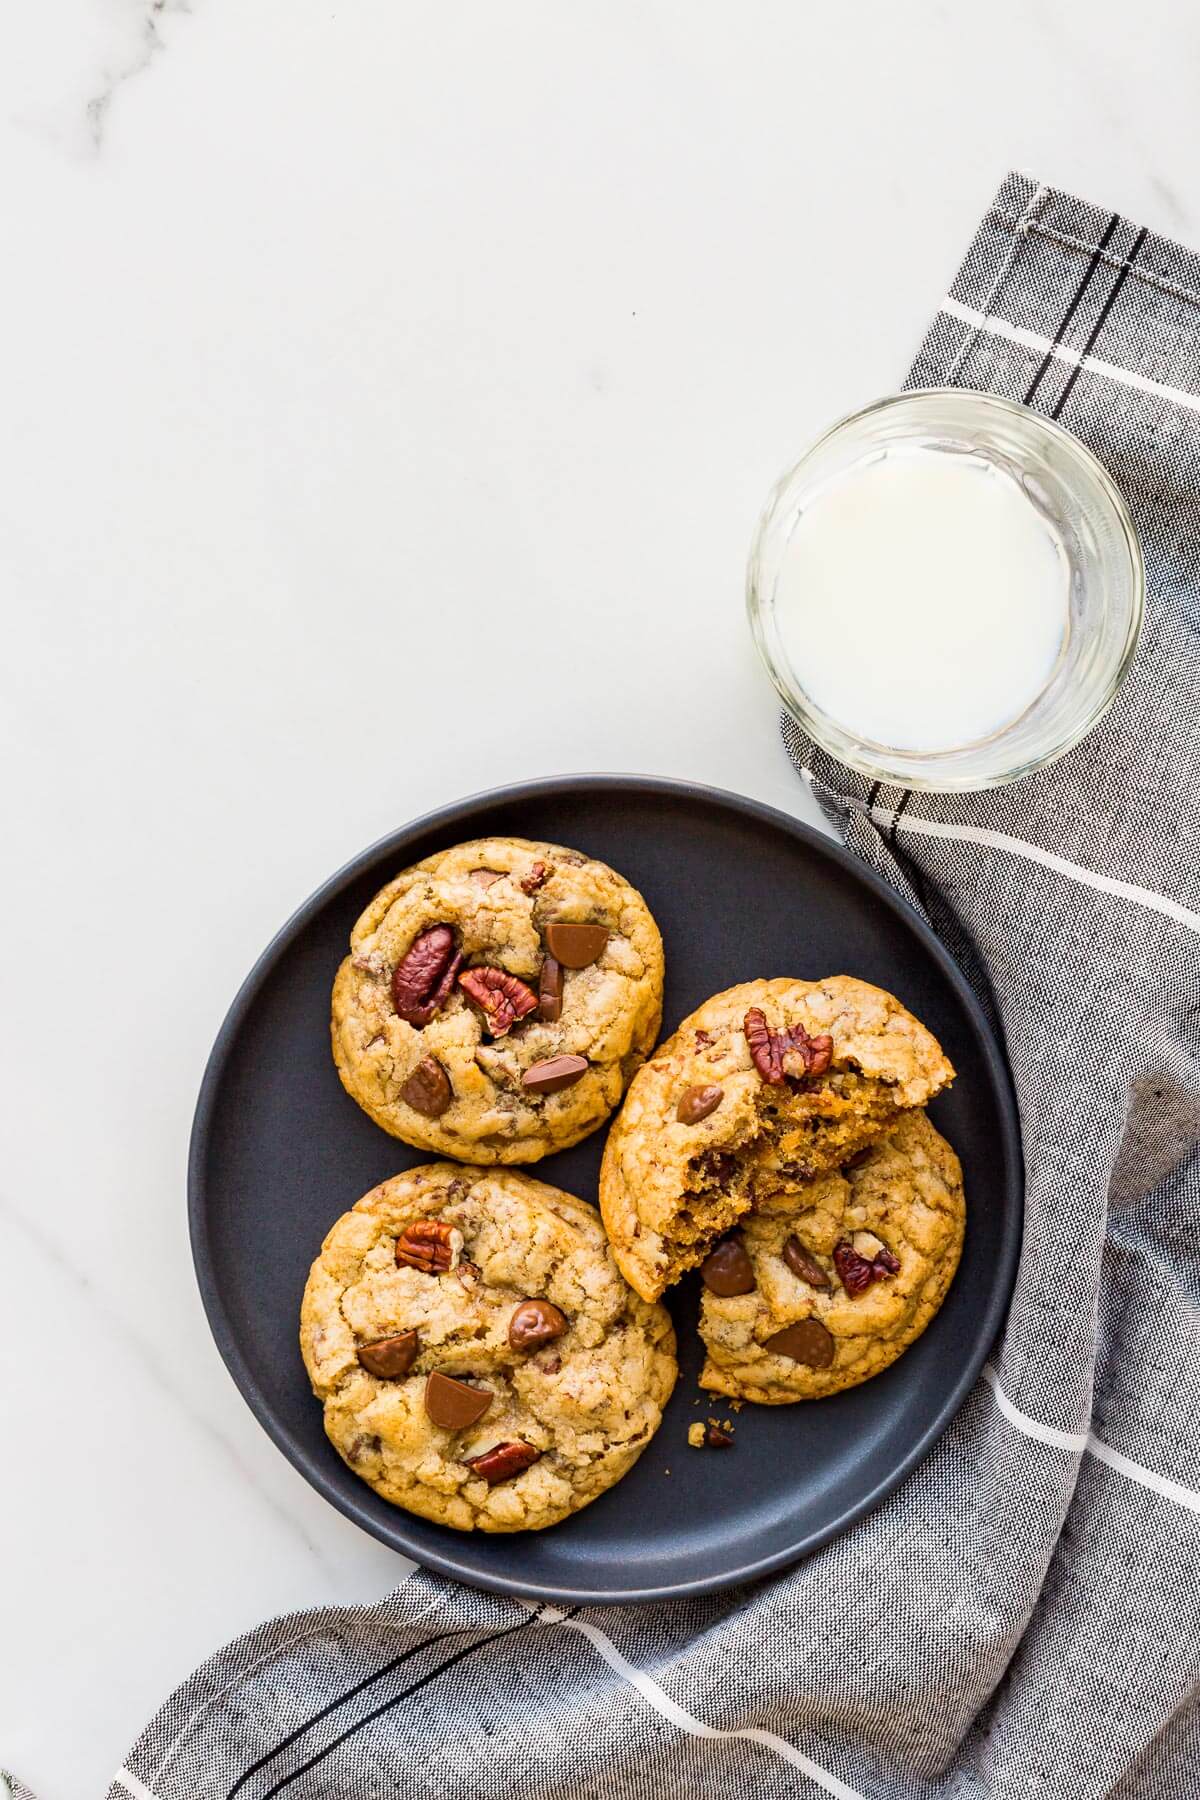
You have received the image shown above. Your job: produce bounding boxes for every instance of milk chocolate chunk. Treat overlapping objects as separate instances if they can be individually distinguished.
[508,1299,568,1352]
[538,956,564,1022]
[676,1084,724,1125]
[522,1053,588,1094]
[400,1056,452,1117]
[782,1236,832,1290]
[424,1371,493,1430]
[762,1318,835,1367]
[356,1331,420,1378]
[700,1234,755,1297]
[543,921,609,968]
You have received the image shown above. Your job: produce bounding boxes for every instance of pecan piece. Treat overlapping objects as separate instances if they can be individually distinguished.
[743,1008,834,1084]
[395,1219,463,1273]
[458,966,539,1036]
[520,861,550,894]
[833,1238,900,1296]
[464,1440,541,1485]
[391,925,459,1026]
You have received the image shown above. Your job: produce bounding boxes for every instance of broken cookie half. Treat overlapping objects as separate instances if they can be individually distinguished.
[598,976,955,1303]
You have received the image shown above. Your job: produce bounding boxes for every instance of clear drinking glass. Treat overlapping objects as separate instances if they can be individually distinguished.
[747,389,1144,791]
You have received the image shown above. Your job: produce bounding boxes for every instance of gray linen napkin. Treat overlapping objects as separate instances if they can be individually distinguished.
[25,172,1200,1800]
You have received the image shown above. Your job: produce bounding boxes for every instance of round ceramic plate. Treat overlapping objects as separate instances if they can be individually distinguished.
[189,776,1021,1603]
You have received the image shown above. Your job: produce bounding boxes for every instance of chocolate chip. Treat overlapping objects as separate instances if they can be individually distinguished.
[356,1331,420,1378]
[782,1236,831,1290]
[762,1318,835,1367]
[700,1235,755,1297]
[543,921,609,968]
[676,1083,724,1125]
[423,1371,493,1430]
[508,1298,568,1352]
[400,1055,452,1117]
[538,956,563,1022]
[692,1148,738,1190]
[704,1422,734,1448]
[522,1053,588,1094]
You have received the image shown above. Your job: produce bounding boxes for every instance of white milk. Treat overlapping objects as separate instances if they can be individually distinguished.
[773,445,1070,752]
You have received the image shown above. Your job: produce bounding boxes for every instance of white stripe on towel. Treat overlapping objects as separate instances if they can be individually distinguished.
[940,295,1200,416]
[853,798,1200,939]
[982,1365,1200,1514]
[114,1773,158,1800]
[528,1605,866,1800]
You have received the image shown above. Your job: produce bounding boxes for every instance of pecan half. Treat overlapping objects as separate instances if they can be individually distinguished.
[743,1008,834,1084]
[465,1440,541,1485]
[458,966,539,1036]
[520,861,551,894]
[395,1219,463,1274]
[391,926,461,1025]
[833,1238,900,1296]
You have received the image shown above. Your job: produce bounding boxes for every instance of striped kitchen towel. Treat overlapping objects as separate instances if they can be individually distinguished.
[32,172,1200,1800]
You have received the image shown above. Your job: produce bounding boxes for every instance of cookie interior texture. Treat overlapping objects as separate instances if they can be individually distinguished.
[300,1164,677,1532]
[698,1110,965,1402]
[331,836,664,1164]
[599,976,955,1301]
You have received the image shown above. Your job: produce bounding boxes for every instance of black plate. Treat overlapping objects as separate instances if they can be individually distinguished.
[190,776,1021,1603]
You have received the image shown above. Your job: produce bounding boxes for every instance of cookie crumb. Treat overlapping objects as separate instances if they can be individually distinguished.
[690,1419,735,1449]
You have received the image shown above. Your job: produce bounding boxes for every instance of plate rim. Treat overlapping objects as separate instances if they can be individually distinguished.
[188,772,1023,1603]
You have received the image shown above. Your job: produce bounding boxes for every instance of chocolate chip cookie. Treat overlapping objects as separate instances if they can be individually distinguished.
[331,837,664,1162]
[696,1110,964,1402]
[599,976,954,1301]
[300,1163,677,1532]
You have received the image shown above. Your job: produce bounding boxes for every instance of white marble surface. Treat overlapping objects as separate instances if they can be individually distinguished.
[3,4,1199,1793]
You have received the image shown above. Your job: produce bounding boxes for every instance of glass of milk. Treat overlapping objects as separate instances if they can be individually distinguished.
[747,390,1144,790]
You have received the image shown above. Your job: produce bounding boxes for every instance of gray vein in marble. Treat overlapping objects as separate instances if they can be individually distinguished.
[1148,174,1193,235]
[0,1192,333,1568]
[86,0,189,149]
